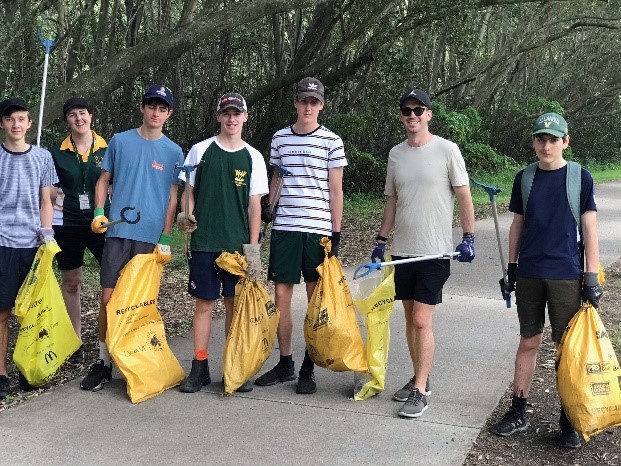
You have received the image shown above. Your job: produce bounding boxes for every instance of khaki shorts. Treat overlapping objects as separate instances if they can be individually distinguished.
[267,230,325,284]
[100,237,154,289]
[515,277,582,343]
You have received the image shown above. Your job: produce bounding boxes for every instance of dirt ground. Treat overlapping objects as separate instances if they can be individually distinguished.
[2,211,620,466]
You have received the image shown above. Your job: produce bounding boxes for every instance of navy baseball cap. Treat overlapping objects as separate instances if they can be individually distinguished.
[0,97,29,116]
[142,84,174,108]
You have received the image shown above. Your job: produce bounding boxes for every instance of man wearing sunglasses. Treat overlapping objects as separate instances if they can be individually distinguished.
[371,88,475,419]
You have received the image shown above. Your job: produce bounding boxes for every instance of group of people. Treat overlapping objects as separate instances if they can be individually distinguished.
[0,78,602,450]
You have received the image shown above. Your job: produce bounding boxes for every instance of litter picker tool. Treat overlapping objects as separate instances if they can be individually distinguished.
[472,180,511,308]
[353,253,459,280]
[101,206,141,228]
[35,29,59,147]
[260,163,293,240]
[176,163,198,263]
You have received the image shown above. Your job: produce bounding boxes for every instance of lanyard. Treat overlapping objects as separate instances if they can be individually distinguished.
[70,132,95,193]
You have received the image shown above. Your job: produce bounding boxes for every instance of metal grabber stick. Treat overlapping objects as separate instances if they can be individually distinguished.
[472,180,512,308]
[354,253,460,280]
[35,29,59,147]
[176,163,198,264]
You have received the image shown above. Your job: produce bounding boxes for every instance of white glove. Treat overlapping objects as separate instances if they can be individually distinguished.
[38,227,56,244]
[176,211,197,234]
[242,243,262,281]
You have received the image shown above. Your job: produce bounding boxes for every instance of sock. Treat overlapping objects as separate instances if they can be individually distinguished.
[99,341,111,366]
[511,395,527,414]
[300,349,314,373]
[279,354,293,367]
[194,349,208,361]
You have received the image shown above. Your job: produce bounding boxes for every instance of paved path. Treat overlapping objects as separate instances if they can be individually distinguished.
[1,181,619,465]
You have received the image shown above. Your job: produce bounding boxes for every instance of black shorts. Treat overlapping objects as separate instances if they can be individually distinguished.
[188,251,238,301]
[100,237,154,289]
[0,245,38,309]
[53,225,105,270]
[393,257,451,305]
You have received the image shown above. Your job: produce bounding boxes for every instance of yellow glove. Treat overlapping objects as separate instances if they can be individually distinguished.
[91,208,109,234]
[154,233,172,265]
[176,211,197,234]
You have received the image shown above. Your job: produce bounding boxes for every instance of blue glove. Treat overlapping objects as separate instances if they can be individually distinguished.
[455,233,475,262]
[582,272,603,308]
[371,236,387,263]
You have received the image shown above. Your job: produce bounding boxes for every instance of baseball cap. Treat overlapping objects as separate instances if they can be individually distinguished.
[216,92,248,113]
[142,84,174,108]
[532,112,568,138]
[0,97,29,116]
[296,77,324,102]
[63,97,91,118]
[399,89,432,109]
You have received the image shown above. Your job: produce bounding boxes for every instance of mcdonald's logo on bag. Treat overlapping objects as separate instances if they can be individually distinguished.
[44,350,57,364]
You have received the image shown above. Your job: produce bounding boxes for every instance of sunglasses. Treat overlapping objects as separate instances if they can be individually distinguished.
[400,106,427,117]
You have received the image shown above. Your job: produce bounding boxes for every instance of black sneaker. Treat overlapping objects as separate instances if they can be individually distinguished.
[80,359,112,391]
[0,375,10,400]
[490,407,530,436]
[255,361,296,386]
[223,377,254,393]
[296,369,316,394]
[18,372,50,391]
[179,358,211,393]
[559,409,581,449]
[68,345,85,365]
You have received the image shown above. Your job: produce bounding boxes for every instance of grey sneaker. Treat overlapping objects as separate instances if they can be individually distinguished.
[393,375,430,402]
[490,407,530,436]
[398,388,428,418]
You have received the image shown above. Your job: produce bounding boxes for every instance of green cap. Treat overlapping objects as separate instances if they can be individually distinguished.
[532,112,568,138]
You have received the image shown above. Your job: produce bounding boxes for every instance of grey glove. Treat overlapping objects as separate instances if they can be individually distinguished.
[38,227,56,244]
[176,211,197,234]
[242,243,262,281]
[582,272,603,308]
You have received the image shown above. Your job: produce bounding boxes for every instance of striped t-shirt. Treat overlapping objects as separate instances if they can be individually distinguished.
[0,144,58,247]
[270,125,347,235]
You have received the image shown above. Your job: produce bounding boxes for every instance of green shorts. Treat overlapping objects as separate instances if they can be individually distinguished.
[268,230,325,284]
[515,277,582,343]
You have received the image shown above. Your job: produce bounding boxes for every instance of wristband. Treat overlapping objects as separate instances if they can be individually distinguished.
[376,235,388,243]
[158,233,172,246]
[463,232,475,238]
[94,207,105,217]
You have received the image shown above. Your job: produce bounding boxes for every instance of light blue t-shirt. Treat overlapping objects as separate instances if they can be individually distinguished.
[102,129,183,244]
[0,144,58,248]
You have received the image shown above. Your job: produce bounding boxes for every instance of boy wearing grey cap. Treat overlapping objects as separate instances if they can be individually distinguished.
[489,112,601,449]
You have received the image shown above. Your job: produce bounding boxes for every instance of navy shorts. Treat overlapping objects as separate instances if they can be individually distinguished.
[100,237,154,288]
[53,225,105,270]
[393,257,451,305]
[0,246,38,309]
[188,251,238,301]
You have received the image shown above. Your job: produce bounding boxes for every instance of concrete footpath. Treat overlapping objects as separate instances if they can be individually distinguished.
[1,181,619,465]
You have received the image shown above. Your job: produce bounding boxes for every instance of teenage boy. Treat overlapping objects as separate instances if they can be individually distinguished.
[176,92,268,393]
[489,113,601,449]
[370,88,475,418]
[0,97,58,399]
[50,97,109,364]
[80,84,184,391]
[254,77,347,394]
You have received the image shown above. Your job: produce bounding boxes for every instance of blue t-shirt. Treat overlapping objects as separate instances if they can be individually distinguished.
[102,129,183,244]
[509,165,596,280]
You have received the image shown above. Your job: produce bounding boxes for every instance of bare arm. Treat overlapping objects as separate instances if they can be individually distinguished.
[581,210,599,274]
[328,167,344,232]
[180,184,195,215]
[162,184,179,235]
[94,170,112,208]
[248,194,261,243]
[454,185,475,234]
[377,195,397,238]
[39,186,54,228]
[508,213,524,263]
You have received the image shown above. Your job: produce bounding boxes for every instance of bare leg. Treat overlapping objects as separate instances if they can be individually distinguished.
[193,298,216,352]
[512,333,542,397]
[98,288,113,342]
[0,309,10,376]
[404,299,435,393]
[274,283,294,355]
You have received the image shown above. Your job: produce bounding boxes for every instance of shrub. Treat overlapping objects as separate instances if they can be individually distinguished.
[343,145,386,195]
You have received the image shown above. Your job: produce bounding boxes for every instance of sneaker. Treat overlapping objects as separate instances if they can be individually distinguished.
[255,361,296,386]
[559,409,581,449]
[398,388,428,418]
[18,372,50,391]
[296,369,316,394]
[179,359,211,393]
[393,375,431,401]
[490,407,530,436]
[80,359,112,391]
[0,375,10,400]
[68,345,85,365]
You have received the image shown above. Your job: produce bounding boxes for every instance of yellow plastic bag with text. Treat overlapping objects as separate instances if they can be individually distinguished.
[14,243,81,386]
[304,237,367,372]
[217,252,280,394]
[556,302,621,442]
[106,253,185,404]
[351,263,395,400]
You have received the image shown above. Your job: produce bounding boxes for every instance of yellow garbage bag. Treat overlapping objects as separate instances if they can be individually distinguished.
[106,253,185,404]
[351,263,395,400]
[304,237,367,372]
[556,303,621,442]
[217,252,279,395]
[13,242,81,386]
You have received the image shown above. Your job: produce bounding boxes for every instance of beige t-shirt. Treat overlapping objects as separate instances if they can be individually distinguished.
[384,135,470,256]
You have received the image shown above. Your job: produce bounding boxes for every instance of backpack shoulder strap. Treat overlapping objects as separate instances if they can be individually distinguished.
[520,162,539,215]
[566,161,582,229]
